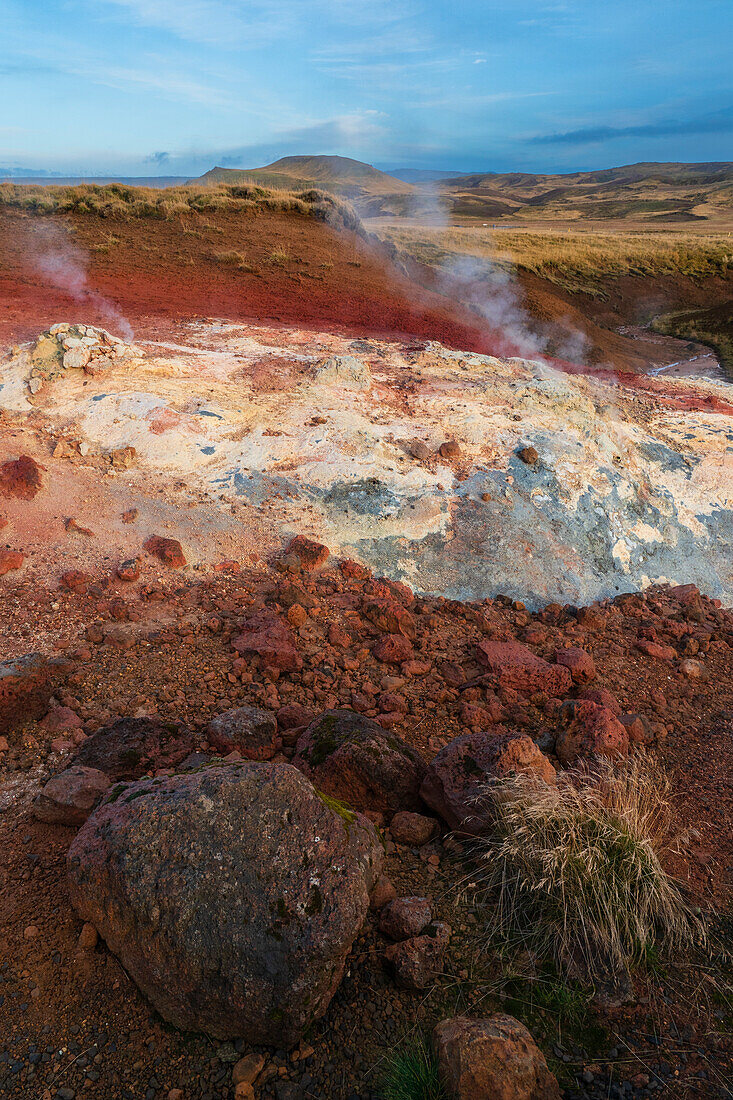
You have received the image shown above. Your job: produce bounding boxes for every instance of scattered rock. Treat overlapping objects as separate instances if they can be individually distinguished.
[390,811,438,846]
[0,653,65,735]
[117,558,141,582]
[78,922,99,950]
[576,687,621,715]
[67,761,384,1045]
[369,874,397,910]
[477,641,572,697]
[0,455,44,499]
[40,706,83,733]
[34,766,111,825]
[517,446,539,466]
[73,716,195,780]
[0,549,24,575]
[384,921,450,990]
[434,1014,561,1100]
[379,897,432,940]
[314,355,372,390]
[293,708,427,816]
[206,705,280,760]
[362,598,416,640]
[233,611,302,673]
[636,639,676,661]
[61,570,92,595]
[283,535,330,572]
[144,535,187,568]
[438,440,461,460]
[409,439,431,462]
[555,701,629,766]
[421,730,556,833]
[555,646,595,683]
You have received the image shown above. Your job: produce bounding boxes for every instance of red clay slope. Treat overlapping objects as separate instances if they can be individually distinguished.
[0,207,506,353]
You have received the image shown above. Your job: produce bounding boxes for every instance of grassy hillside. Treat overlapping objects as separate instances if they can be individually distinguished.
[198,156,413,197]
[435,162,733,225]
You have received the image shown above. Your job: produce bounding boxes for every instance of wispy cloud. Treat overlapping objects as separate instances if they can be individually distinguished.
[531,105,733,145]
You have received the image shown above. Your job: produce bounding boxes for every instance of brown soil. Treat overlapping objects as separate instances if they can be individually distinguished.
[0,561,732,1100]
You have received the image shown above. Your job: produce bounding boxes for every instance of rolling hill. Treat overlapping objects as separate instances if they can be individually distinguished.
[197,155,413,198]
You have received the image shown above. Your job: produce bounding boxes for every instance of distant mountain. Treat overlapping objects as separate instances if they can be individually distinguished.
[1,175,189,188]
[197,156,413,196]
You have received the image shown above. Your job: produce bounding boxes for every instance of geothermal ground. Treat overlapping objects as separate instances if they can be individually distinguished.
[1,200,732,1100]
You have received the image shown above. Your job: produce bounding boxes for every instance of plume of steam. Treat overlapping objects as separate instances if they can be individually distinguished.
[27,220,133,341]
[404,181,588,369]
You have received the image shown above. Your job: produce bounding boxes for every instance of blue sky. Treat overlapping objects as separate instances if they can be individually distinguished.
[3,0,732,176]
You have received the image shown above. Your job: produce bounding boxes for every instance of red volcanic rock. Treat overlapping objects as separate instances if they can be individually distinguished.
[384,922,450,990]
[206,706,280,760]
[233,611,302,673]
[277,703,316,731]
[459,701,503,731]
[67,762,383,1045]
[40,706,83,733]
[362,598,417,640]
[213,559,240,574]
[619,712,655,746]
[636,639,676,661]
[420,730,556,833]
[390,811,438,846]
[372,634,414,664]
[369,874,397,910]
[73,716,195,780]
[144,535,187,568]
[117,558,141,582]
[340,558,371,581]
[293,708,427,816]
[378,691,408,714]
[668,583,701,606]
[0,550,23,576]
[576,687,622,716]
[61,570,92,595]
[0,653,67,735]
[33,766,110,826]
[477,641,572,697]
[434,1014,561,1100]
[0,515,6,531]
[327,622,351,646]
[284,535,330,573]
[555,647,595,684]
[555,701,629,767]
[0,455,44,500]
[379,897,432,941]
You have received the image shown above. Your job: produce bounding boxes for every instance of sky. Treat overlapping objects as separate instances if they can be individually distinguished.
[2,0,732,177]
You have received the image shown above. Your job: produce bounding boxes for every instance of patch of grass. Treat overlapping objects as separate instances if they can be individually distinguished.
[379,224,733,296]
[0,181,365,236]
[473,753,707,985]
[379,1036,447,1100]
[212,249,253,271]
[269,248,290,266]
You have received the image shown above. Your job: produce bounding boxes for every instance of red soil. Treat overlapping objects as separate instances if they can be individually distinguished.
[0,209,502,354]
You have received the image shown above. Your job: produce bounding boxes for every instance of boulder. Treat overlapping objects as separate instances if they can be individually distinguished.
[67,761,383,1045]
[384,922,450,990]
[0,653,65,735]
[33,766,110,825]
[434,1014,560,1100]
[379,897,432,941]
[555,701,629,767]
[476,641,572,697]
[0,455,44,500]
[73,716,195,780]
[420,730,556,833]
[206,706,280,760]
[293,709,427,816]
[555,646,595,684]
[233,611,302,673]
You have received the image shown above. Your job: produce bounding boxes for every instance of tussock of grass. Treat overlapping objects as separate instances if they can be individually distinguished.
[380,225,733,295]
[0,181,365,236]
[473,753,706,983]
[379,1037,447,1100]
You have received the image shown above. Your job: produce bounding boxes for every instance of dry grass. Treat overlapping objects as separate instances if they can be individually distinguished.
[473,754,706,984]
[0,182,365,236]
[379,225,733,295]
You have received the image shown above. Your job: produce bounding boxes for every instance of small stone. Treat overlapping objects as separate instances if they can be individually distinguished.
[438,440,461,460]
[143,535,187,568]
[517,445,539,465]
[232,1053,267,1087]
[409,440,431,462]
[24,925,39,940]
[0,550,24,576]
[117,559,141,582]
[379,897,432,941]
[369,874,397,910]
[389,811,438,846]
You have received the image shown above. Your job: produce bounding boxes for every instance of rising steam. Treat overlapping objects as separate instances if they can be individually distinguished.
[27,220,133,341]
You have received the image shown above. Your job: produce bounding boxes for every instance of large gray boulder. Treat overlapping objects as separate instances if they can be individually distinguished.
[67,761,383,1045]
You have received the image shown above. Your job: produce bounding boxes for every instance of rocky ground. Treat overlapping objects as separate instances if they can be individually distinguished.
[0,542,732,1099]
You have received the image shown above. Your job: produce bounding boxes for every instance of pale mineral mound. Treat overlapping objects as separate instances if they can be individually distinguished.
[1,319,731,607]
